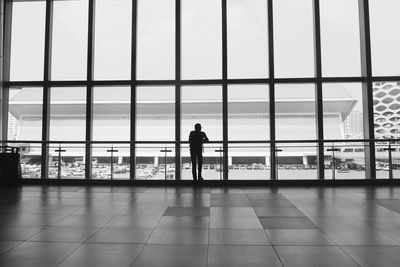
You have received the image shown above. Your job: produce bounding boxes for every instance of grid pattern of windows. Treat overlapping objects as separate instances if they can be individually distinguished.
[3,0,400,180]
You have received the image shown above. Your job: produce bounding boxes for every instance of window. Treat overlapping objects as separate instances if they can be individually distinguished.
[49,87,86,141]
[369,0,400,76]
[93,87,130,141]
[94,0,131,80]
[273,0,314,78]
[275,84,316,140]
[228,85,269,140]
[323,83,364,139]
[51,0,88,80]
[10,1,45,81]
[320,0,361,77]
[136,86,175,141]
[227,0,268,79]
[136,0,175,80]
[182,0,222,79]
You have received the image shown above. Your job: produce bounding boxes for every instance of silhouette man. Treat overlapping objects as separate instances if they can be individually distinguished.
[189,123,209,181]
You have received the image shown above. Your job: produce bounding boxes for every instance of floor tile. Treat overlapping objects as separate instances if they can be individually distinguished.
[157,216,210,228]
[265,229,333,245]
[0,242,80,264]
[210,215,263,229]
[210,207,256,216]
[28,226,99,243]
[132,244,207,267]
[147,228,208,244]
[104,215,161,228]
[260,217,317,229]
[59,243,143,267]
[54,215,112,227]
[209,229,271,245]
[323,229,398,245]
[87,227,153,243]
[0,226,49,241]
[208,245,282,267]
[0,241,21,254]
[163,207,210,217]
[341,245,400,267]
[254,207,304,217]
[275,246,358,267]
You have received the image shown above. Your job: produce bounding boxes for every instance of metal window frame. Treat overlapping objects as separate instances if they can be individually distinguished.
[3,0,400,180]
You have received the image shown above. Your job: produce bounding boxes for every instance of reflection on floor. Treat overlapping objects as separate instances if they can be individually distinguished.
[1,185,400,266]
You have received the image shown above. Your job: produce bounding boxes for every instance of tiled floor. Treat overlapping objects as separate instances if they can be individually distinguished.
[1,186,400,266]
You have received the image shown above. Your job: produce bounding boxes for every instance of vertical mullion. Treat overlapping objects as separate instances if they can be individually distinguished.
[130,0,137,180]
[313,0,324,180]
[268,0,276,180]
[222,0,228,180]
[358,0,375,179]
[1,0,13,141]
[85,0,95,179]
[175,0,181,180]
[41,0,53,179]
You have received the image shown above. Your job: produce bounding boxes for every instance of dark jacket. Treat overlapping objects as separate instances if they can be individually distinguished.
[189,131,209,150]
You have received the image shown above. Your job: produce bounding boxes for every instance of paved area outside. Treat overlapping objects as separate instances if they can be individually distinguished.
[0,185,400,266]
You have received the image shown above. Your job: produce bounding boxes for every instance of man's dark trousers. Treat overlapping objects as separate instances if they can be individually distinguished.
[190,149,202,180]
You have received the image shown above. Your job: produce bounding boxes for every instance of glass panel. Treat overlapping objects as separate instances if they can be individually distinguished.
[92,144,130,179]
[369,0,400,76]
[320,0,361,77]
[17,142,42,179]
[375,142,389,179]
[323,83,364,139]
[136,86,175,141]
[227,0,268,79]
[273,0,314,78]
[275,84,316,140]
[181,143,223,180]
[8,87,43,141]
[394,144,400,179]
[324,142,366,180]
[93,87,130,141]
[228,84,269,141]
[10,1,45,81]
[276,143,318,179]
[137,0,175,80]
[182,0,222,79]
[373,81,400,139]
[94,0,132,80]
[229,144,270,180]
[49,87,86,141]
[48,144,85,179]
[136,144,175,180]
[51,0,88,80]
[181,86,222,142]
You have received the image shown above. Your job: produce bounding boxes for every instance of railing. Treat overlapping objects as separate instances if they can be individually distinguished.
[1,139,399,180]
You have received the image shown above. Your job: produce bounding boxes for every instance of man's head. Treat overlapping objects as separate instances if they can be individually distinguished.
[194,123,201,131]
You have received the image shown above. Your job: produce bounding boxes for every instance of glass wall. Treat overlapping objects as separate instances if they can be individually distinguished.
[320,0,361,77]
[275,84,316,140]
[4,0,400,180]
[182,0,222,79]
[51,0,88,80]
[369,0,400,76]
[10,1,45,81]
[94,0,132,80]
[8,87,43,178]
[227,0,268,79]
[273,0,314,78]
[136,0,175,80]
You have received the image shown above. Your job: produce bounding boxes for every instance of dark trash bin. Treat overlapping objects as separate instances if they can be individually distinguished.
[0,146,22,186]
